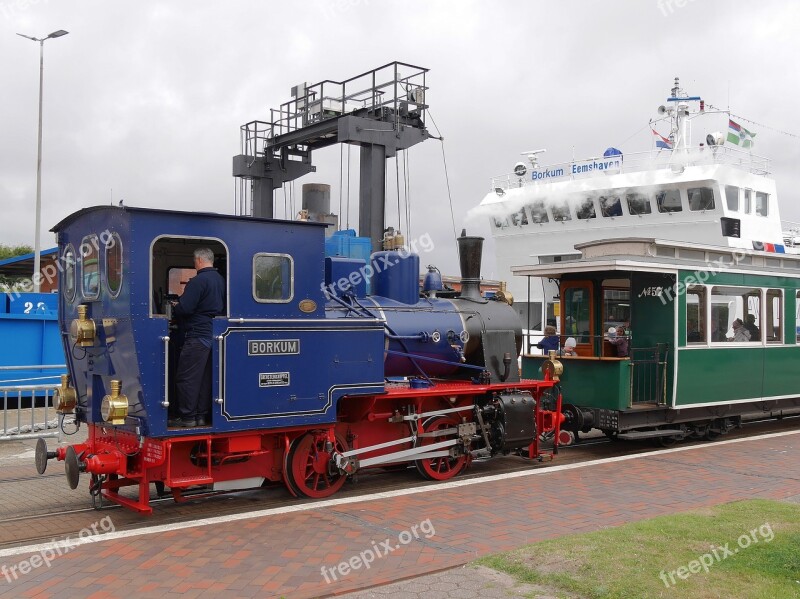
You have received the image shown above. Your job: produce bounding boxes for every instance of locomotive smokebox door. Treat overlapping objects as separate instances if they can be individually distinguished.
[482,330,520,383]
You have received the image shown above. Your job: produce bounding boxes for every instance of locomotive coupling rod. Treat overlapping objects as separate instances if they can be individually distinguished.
[356,439,458,468]
[339,434,416,458]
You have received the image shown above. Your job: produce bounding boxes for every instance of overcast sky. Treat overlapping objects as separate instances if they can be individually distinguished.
[2,0,799,277]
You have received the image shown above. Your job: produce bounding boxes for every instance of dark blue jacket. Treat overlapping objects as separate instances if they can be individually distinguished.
[174,267,225,340]
[536,335,560,353]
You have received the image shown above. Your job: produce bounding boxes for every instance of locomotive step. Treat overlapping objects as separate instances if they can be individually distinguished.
[165,475,214,487]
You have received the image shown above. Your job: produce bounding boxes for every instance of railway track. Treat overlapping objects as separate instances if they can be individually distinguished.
[1,417,796,551]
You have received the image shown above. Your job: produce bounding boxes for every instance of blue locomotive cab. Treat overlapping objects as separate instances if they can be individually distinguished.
[52,206,385,439]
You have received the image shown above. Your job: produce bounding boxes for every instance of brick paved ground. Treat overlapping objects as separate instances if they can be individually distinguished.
[1,431,798,599]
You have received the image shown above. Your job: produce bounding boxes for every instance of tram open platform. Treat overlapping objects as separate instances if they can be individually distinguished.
[1,428,799,598]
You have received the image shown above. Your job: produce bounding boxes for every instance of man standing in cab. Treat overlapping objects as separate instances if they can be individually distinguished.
[169,248,225,427]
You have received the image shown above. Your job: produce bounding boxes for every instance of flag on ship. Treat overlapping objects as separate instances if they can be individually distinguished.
[651,129,672,150]
[727,119,755,148]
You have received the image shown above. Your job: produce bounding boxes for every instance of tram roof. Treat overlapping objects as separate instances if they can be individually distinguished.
[511,238,800,279]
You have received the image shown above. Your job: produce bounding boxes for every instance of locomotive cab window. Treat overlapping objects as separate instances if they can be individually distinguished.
[253,253,294,302]
[63,244,76,302]
[80,235,100,300]
[106,233,123,298]
[150,236,228,316]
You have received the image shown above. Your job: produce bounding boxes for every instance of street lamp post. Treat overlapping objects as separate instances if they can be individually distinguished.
[17,29,69,292]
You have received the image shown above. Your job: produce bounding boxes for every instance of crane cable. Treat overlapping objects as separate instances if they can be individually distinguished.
[427,110,460,258]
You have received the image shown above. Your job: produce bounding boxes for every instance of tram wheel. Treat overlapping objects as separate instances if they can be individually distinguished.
[285,431,347,499]
[414,416,467,481]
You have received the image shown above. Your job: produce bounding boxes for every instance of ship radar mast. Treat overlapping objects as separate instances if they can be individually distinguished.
[656,76,704,172]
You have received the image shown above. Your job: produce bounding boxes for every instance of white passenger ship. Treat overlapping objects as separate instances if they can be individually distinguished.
[478,78,793,348]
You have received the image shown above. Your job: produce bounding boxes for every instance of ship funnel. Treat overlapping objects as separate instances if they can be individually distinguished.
[457,229,483,301]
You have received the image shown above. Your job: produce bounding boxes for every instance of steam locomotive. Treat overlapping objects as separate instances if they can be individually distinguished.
[36,205,563,513]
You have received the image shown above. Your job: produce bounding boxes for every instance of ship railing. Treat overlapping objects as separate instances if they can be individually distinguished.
[781,221,800,247]
[1,383,64,442]
[491,146,771,191]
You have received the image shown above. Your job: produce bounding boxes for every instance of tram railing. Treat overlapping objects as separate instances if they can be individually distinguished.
[1,383,63,442]
[628,344,669,406]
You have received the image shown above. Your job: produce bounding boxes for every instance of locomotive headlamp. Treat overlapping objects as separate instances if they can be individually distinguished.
[542,350,564,382]
[101,380,128,425]
[70,304,96,347]
[54,374,77,413]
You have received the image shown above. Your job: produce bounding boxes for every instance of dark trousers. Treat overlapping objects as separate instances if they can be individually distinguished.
[175,337,212,419]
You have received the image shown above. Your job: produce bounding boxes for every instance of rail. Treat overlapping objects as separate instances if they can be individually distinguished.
[490,146,771,191]
[1,383,63,442]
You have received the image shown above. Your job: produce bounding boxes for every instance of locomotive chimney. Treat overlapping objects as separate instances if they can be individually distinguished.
[457,229,483,301]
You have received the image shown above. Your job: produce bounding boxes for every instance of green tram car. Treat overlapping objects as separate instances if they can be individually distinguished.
[518,238,800,444]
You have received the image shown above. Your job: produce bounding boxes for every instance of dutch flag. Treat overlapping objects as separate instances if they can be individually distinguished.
[652,129,672,150]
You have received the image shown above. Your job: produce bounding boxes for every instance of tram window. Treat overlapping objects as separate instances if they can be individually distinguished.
[527,201,549,224]
[576,198,597,220]
[755,192,769,217]
[599,195,623,217]
[551,201,571,222]
[711,286,761,342]
[511,209,528,227]
[688,187,715,211]
[766,289,782,343]
[656,189,682,213]
[80,235,100,300]
[105,233,123,298]
[744,189,752,214]
[603,288,630,331]
[627,193,652,215]
[686,286,707,344]
[63,244,76,302]
[564,286,591,343]
[253,254,293,303]
[796,291,800,342]
[725,186,739,212]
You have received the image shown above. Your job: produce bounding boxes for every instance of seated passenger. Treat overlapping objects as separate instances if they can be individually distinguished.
[744,314,760,341]
[561,337,578,356]
[536,325,560,354]
[687,319,703,342]
[729,318,751,342]
[607,326,630,357]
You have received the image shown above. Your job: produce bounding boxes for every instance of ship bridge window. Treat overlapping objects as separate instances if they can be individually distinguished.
[492,217,508,229]
[626,193,652,215]
[254,253,294,303]
[150,237,228,316]
[744,189,752,214]
[105,233,123,298]
[599,195,623,217]
[528,201,549,224]
[688,187,715,211]
[766,289,782,343]
[511,209,528,226]
[656,189,682,213]
[686,286,707,344]
[576,198,597,220]
[725,186,739,211]
[63,244,76,303]
[551,201,572,222]
[755,192,769,216]
[80,235,100,300]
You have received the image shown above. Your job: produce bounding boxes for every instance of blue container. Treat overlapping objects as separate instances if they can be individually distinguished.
[371,251,420,305]
[7,292,57,315]
[325,229,372,293]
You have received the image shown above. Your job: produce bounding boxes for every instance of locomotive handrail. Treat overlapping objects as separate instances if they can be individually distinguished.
[160,336,170,408]
[215,334,224,405]
[384,348,485,373]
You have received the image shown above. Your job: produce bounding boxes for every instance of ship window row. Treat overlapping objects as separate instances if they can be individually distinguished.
[63,233,123,303]
[686,285,784,345]
[492,186,717,228]
[724,186,768,216]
